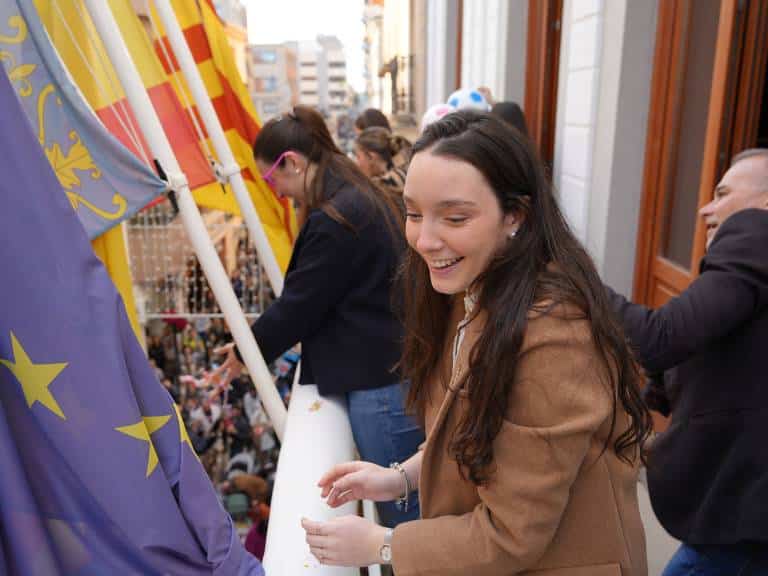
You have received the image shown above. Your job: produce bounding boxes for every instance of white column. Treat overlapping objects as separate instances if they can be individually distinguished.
[152,0,284,297]
[552,0,604,242]
[552,0,658,294]
[262,380,359,576]
[84,0,287,439]
[460,0,511,100]
[426,0,451,105]
[505,0,528,106]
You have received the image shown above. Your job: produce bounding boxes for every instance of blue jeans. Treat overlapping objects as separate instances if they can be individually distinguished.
[347,382,424,528]
[663,543,768,576]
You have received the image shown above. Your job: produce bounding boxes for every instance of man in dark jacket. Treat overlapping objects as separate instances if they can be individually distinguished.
[609,149,768,575]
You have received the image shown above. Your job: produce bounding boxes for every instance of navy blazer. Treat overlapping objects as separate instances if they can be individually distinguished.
[609,208,768,545]
[244,172,404,396]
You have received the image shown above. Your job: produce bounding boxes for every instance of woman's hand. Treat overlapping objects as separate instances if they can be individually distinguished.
[318,461,403,507]
[211,342,243,384]
[301,516,388,567]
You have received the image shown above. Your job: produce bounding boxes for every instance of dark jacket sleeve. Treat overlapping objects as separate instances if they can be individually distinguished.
[607,209,768,374]
[242,210,360,364]
[643,373,671,416]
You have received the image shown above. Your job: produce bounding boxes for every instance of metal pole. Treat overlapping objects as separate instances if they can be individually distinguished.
[152,0,284,296]
[83,0,286,439]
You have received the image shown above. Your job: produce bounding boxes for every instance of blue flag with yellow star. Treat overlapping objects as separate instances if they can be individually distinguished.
[0,66,263,575]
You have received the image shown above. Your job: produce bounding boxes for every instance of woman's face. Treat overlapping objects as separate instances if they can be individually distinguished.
[256,154,307,201]
[404,151,517,295]
[354,145,380,177]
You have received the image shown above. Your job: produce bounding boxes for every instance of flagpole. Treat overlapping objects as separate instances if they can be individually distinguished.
[82,0,287,440]
[151,0,284,297]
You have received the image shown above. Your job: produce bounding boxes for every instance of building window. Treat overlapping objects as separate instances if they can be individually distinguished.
[253,76,279,93]
[255,50,277,64]
[262,102,280,115]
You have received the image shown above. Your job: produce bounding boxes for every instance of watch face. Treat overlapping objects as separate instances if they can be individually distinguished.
[380,544,392,563]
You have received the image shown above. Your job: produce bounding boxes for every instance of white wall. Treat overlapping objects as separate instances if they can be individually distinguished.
[504,0,528,106]
[553,0,659,294]
[426,0,459,106]
[553,0,604,242]
[458,0,527,103]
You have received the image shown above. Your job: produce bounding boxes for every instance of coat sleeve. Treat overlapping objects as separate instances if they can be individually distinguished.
[606,209,768,373]
[241,212,360,364]
[391,315,614,576]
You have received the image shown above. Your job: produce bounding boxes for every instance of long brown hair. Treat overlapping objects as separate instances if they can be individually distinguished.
[399,111,651,485]
[253,105,402,233]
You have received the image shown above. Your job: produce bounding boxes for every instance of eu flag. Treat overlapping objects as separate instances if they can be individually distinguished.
[0,64,263,574]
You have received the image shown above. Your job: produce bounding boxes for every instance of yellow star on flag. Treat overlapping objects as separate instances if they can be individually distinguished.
[115,415,171,477]
[173,404,192,447]
[0,331,68,419]
[173,403,200,462]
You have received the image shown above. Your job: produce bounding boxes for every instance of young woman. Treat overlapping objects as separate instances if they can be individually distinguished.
[354,127,411,196]
[302,111,651,575]
[216,105,423,527]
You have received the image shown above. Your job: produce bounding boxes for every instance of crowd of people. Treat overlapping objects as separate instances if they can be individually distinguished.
[146,315,294,561]
[182,233,271,316]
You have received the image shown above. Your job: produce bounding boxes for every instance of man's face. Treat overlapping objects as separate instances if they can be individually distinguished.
[699,155,768,248]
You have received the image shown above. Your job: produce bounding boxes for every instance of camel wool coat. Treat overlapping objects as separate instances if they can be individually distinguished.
[391,303,647,576]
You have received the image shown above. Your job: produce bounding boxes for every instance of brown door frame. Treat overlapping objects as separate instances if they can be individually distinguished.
[726,1,768,158]
[524,0,562,166]
[632,0,745,305]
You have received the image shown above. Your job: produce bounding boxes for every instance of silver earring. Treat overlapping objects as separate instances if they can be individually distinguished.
[508,229,517,239]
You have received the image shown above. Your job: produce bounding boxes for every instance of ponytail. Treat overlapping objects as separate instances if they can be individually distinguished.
[356,127,412,169]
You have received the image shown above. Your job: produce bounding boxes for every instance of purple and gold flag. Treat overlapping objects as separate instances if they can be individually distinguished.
[0,66,263,575]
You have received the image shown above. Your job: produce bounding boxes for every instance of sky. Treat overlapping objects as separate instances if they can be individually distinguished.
[246,0,366,92]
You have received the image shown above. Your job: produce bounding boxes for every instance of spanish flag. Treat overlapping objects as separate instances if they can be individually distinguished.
[149,0,296,271]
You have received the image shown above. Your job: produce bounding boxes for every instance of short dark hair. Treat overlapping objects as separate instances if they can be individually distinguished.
[354,108,391,132]
[490,101,529,136]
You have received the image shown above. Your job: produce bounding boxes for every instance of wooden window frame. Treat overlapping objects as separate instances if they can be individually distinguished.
[524,0,562,166]
[632,0,746,305]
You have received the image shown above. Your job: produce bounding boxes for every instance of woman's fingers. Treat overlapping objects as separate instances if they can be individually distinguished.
[212,342,234,356]
[302,517,331,562]
[325,470,364,505]
[327,487,354,508]
[329,489,357,508]
[318,461,362,488]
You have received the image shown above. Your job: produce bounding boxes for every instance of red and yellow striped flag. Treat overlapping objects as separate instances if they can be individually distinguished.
[149,0,296,271]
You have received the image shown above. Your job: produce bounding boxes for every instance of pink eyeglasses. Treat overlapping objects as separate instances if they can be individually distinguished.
[261,150,293,186]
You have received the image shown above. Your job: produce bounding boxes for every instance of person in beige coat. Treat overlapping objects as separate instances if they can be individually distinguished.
[302,111,651,575]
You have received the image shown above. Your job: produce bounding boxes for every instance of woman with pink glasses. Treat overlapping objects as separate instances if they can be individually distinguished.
[216,105,424,527]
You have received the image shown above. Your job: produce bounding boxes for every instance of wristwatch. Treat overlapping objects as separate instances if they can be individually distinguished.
[379,528,394,564]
